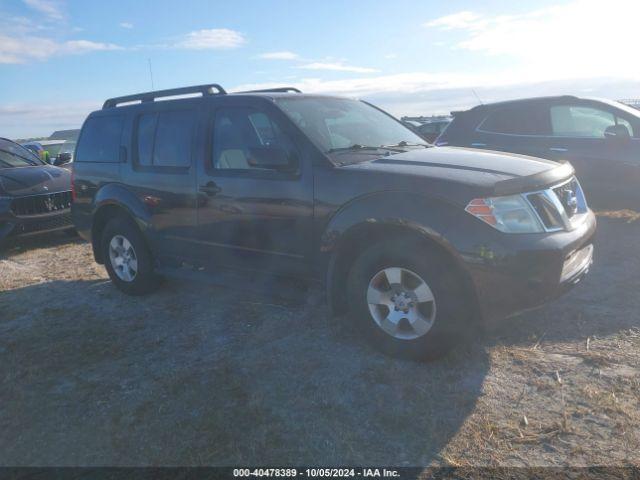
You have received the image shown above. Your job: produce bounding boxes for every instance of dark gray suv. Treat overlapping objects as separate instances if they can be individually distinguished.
[72,84,596,360]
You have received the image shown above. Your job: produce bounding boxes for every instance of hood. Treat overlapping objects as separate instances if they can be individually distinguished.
[339,146,567,193]
[0,164,71,197]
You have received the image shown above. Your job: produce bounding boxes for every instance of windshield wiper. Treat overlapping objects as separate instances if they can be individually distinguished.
[326,144,406,154]
[382,141,431,149]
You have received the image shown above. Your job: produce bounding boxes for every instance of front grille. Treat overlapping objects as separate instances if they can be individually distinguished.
[553,178,581,218]
[525,177,587,232]
[14,212,73,235]
[527,192,564,230]
[10,191,72,217]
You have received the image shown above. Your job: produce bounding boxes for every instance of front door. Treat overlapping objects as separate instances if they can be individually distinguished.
[194,99,314,277]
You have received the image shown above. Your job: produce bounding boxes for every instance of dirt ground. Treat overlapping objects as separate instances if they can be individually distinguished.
[1,214,639,467]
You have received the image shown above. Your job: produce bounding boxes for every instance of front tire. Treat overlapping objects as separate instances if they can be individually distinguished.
[347,238,472,361]
[101,216,161,296]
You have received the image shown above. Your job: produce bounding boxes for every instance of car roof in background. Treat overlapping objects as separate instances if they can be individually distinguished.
[459,95,640,116]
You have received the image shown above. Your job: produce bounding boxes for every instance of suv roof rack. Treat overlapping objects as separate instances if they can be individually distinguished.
[237,87,302,94]
[102,83,227,109]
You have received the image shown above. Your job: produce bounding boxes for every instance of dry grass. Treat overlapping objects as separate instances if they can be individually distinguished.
[1,219,640,466]
[596,209,640,223]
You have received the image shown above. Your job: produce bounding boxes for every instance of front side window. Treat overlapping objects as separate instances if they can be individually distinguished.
[135,110,194,168]
[76,115,124,163]
[275,97,426,154]
[550,105,616,138]
[212,107,298,172]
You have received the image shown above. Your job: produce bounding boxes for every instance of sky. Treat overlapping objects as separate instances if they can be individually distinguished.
[1,0,639,138]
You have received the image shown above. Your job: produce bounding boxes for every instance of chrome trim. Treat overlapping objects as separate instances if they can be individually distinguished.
[520,176,587,233]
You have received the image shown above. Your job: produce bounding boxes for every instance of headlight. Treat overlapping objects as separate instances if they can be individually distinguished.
[465,194,544,233]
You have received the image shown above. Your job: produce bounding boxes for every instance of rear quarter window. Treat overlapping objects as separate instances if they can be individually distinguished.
[75,115,124,163]
[479,106,549,135]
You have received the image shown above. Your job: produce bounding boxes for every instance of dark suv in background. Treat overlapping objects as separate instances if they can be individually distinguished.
[436,96,640,209]
[72,84,595,360]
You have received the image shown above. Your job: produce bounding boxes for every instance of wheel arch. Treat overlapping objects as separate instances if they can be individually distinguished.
[321,192,480,321]
[91,185,152,264]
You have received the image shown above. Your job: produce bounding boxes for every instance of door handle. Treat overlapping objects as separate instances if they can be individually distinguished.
[199,181,221,196]
[549,147,569,153]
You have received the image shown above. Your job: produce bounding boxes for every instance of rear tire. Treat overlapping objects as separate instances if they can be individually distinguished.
[346,238,472,361]
[101,215,161,296]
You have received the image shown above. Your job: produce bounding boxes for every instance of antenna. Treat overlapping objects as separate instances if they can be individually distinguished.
[471,88,483,105]
[147,58,155,90]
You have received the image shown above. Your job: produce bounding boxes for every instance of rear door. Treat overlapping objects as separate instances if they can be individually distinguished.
[124,101,201,263]
[472,104,551,158]
[194,97,314,276]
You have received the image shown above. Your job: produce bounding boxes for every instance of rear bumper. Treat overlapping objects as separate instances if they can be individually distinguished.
[461,209,596,326]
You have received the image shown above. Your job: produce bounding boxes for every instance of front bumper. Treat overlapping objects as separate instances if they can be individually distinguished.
[0,204,73,241]
[460,209,597,326]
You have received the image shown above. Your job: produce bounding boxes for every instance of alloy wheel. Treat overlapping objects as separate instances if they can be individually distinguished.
[366,267,436,340]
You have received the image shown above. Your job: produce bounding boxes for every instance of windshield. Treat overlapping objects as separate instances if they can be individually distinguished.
[44,142,67,157]
[60,141,76,154]
[275,97,427,157]
[0,139,43,168]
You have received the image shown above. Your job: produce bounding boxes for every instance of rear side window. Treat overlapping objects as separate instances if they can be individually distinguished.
[76,115,124,162]
[479,106,548,135]
[550,105,626,138]
[135,110,195,168]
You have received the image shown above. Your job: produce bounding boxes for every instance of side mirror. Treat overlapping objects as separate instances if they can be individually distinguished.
[54,152,72,166]
[248,146,297,172]
[604,124,631,141]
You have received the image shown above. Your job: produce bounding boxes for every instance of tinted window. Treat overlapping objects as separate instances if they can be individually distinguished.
[76,115,124,163]
[136,113,156,166]
[134,110,194,168]
[479,106,547,135]
[550,105,632,138]
[212,107,298,172]
[154,110,194,167]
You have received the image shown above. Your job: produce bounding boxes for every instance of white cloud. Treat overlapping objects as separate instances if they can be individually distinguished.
[258,51,298,60]
[0,34,121,63]
[424,11,482,30]
[22,0,63,20]
[119,22,133,29]
[175,29,246,50]
[0,101,99,139]
[425,0,639,80]
[296,62,378,73]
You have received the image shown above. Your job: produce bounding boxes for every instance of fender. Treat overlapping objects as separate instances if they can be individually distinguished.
[319,190,478,314]
[320,190,467,260]
[88,184,153,262]
[92,183,152,232]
